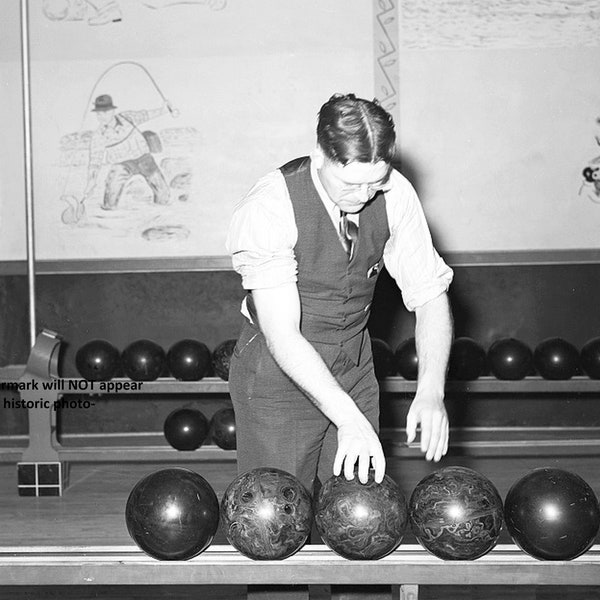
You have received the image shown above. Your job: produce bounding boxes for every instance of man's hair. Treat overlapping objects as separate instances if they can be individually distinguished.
[317,93,396,165]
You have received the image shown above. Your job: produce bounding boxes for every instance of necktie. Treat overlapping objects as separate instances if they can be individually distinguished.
[339,211,359,260]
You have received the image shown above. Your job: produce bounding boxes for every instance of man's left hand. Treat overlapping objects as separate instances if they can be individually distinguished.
[405,391,448,462]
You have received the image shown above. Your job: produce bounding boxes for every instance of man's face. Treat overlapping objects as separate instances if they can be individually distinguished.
[95,109,115,126]
[317,157,392,213]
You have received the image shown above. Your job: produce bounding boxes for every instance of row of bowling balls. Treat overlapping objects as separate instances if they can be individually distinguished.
[75,338,237,382]
[164,407,236,451]
[374,335,600,381]
[125,463,600,563]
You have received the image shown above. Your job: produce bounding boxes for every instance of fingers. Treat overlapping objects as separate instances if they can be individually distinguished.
[407,403,449,462]
[333,447,344,478]
[334,424,387,484]
[335,451,385,484]
[356,452,369,484]
[424,411,447,462]
[371,447,386,484]
[406,411,417,445]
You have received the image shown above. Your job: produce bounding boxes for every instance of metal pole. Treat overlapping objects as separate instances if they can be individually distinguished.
[20,0,36,348]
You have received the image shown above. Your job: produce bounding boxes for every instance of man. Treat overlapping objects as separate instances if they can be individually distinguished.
[83,94,171,210]
[226,93,453,496]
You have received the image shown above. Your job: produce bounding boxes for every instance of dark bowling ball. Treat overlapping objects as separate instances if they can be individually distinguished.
[212,339,237,381]
[210,407,236,450]
[533,337,580,380]
[167,339,211,381]
[409,466,503,561]
[220,467,313,560]
[371,338,395,379]
[314,470,408,560]
[448,337,487,380]
[487,337,533,380]
[125,467,219,560]
[394,337,418,380]
[121,339,166,381]
[164,408,209,451]
[504,467,600,560]
[75,339,120,381]
[580,336,600,379]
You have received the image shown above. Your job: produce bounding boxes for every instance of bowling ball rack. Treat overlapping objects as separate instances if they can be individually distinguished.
[1,543,600,595]
[3,329,600,496]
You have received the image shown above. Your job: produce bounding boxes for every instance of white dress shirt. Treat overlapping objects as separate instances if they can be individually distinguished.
[227,155,453,312]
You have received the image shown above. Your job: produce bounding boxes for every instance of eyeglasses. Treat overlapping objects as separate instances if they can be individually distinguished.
[342,181,392,196]
[338,181,392,195]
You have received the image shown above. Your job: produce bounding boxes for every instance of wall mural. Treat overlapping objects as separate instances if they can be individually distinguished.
[21,0,375,264]
[42,0,226,26]
[4,0,597,267]
[59,61,198,246]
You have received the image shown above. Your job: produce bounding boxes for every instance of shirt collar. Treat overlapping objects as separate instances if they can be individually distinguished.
[309,153,341,219]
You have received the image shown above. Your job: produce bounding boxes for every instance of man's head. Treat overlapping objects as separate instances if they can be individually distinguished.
[317,93,396,165]
[314,94,396,213]
[92,94,117,125]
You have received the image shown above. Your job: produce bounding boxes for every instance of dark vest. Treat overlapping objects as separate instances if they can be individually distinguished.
[248,156,390,365]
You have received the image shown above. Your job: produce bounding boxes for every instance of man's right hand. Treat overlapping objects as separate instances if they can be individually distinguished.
[252,283,387,486]
[334,417,386,485]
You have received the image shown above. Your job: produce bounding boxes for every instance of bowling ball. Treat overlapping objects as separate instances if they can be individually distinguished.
[314,470,408,560]
[75,339,120,381]
[394,337,418,380]
[504,467,600,560]
[210,407,236,450]
[125,467,219,560]
[409,466,503,561]
[487,338,533,380]
[533,337,580,380]
[448,337,487,380]
[580,336,600,379]
[220,467,313,560]
[212,339,237,381]
[371,338,395,379]
[121,339,166,381]
[167,339,211,381]
[163,408,209,451]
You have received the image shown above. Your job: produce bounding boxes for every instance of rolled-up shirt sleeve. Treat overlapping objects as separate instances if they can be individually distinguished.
[383,171,453,311]
[226,170,298,290]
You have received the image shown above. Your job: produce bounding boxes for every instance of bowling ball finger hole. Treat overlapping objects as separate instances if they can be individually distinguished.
[284,504,293,514]
[282,487,296,501]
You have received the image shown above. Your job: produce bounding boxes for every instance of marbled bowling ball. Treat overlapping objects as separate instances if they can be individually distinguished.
[409,466,503,560]
[220,467,313,560]
[314,470,408,560]
[126,467,219,561]
[504,467,600,561]
[212,339,237,381]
